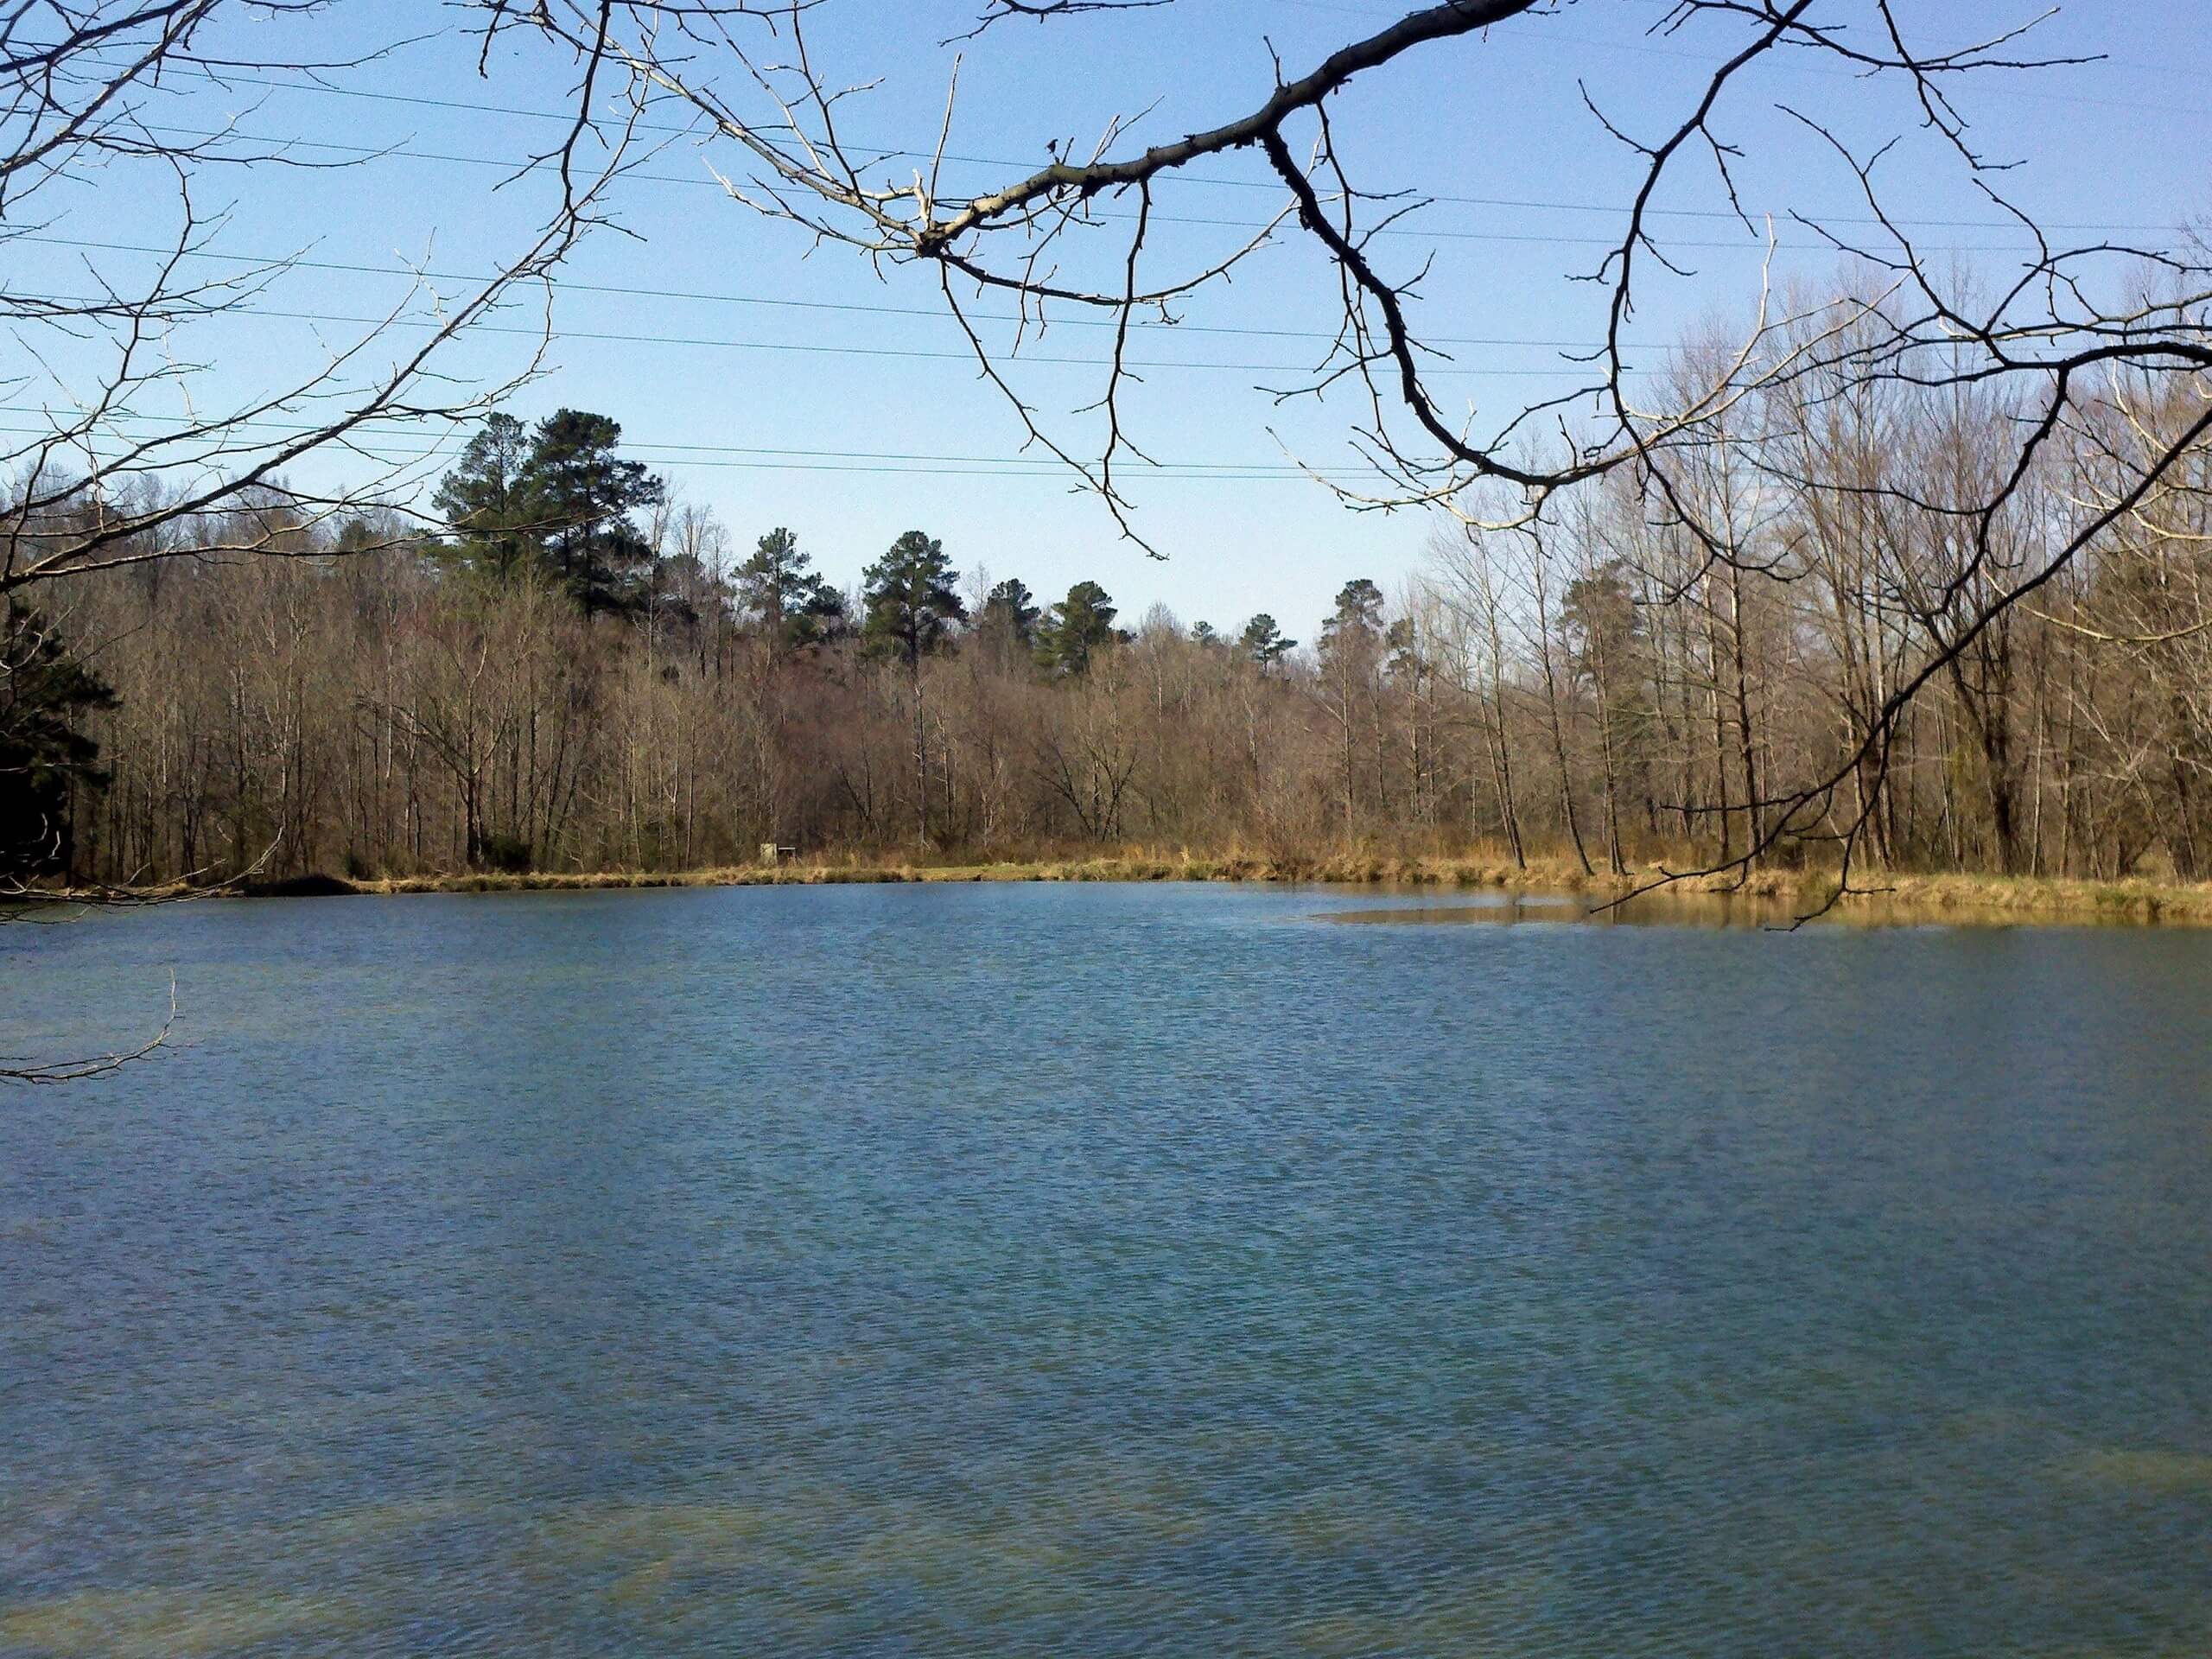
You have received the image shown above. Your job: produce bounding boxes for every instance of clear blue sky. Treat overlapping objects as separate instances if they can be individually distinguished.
[21,0,2212,641]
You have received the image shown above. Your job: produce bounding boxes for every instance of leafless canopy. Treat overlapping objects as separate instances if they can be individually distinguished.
[0,0,652,1077]
[489,0,2212,912]
[0,0,663,600]
[5,0,2211,970]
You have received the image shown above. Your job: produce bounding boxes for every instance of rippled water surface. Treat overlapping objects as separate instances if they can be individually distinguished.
[4,883,2210,1656]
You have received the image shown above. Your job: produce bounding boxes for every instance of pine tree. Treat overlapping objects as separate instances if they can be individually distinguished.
[736,527,846,650]
[1237,613,1295,669]
[523,410,667,615]
[860,531,966,667]
[430,412,537,581]
[1319,580,1386,655]
[861,531,965,844]
[431,409,667,614]
[1,605,118,877]
[1037,580,1118,677]
[1318,580,1388,839]
[979,577,1042,650]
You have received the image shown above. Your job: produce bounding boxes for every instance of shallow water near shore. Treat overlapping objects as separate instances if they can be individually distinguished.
[4,881,2210,1656]
[1313,887,2015,927]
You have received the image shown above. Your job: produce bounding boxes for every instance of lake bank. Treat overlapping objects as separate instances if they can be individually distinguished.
[202,853,2212,925]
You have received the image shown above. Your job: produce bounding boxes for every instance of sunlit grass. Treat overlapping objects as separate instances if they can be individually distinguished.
[287,847,2212,925]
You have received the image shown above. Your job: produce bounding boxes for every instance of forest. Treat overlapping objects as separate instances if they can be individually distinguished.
[7,2,2210,910]
[9,297,2211,892]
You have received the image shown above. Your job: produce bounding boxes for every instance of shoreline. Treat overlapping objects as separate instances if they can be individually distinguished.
[193,854,2212,925]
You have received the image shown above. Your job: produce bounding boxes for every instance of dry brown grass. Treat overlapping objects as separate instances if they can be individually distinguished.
[224,845,2212,924]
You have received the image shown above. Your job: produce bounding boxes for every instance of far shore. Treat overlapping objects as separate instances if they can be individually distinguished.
[156,852,2212,925]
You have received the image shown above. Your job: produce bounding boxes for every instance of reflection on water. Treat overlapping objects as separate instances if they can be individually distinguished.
[1318,888,1955,928]
[3,881,2209,1656]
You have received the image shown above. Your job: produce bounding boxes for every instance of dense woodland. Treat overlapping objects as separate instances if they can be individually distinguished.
[7,316,2212,889]
[10,0,2212,918]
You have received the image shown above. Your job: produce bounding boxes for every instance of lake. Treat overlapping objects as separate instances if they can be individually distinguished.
[3,882,2209,1656]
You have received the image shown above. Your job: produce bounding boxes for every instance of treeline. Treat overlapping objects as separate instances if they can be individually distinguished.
[10,342,2212,887]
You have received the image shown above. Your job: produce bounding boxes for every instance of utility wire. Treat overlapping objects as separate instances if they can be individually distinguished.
[0,418,1382,482]
[0,406,1361,474]
[14,232,1622,351]
[10,289,1662,378]
[83,57,2182,237]
[120,119,2096,256]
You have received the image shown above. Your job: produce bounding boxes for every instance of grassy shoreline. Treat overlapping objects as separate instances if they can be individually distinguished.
[206,852,2212,925]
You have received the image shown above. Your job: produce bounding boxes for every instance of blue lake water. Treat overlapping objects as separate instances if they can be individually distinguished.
[3,882,2210,1656]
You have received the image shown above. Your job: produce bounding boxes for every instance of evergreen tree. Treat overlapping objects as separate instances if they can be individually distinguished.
[523,409,667,615]
[431,412,537,580]
[1386,615,1423,680]
[859,531,966,667]
[1560,559,1643,686]
[1561,556,1654,853]
[1191,620,1221,649]
[1318,580,1388,839]
[1036,580,1118,676]
[980,577,1042,649]
[1237,613,1295,668]
[1319,579,1387,658]
[332,511,428,559]
[431,409,667,614]
[861,531,965,845]
[736,527,846,650]
[1,604,118,877]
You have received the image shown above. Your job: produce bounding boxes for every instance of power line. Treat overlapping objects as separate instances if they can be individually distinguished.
[0,418,1386,482]
[15,232,1618,351]
[122,118,2094,256]
[101,59,2183,238]
[13,289,1662,378]
[0,404,1348,474]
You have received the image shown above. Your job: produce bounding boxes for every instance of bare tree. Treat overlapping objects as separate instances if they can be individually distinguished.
[485,0,2212,913]
[12,0,2212,996]
[0,0,655,1079]
[2,6,665,594]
